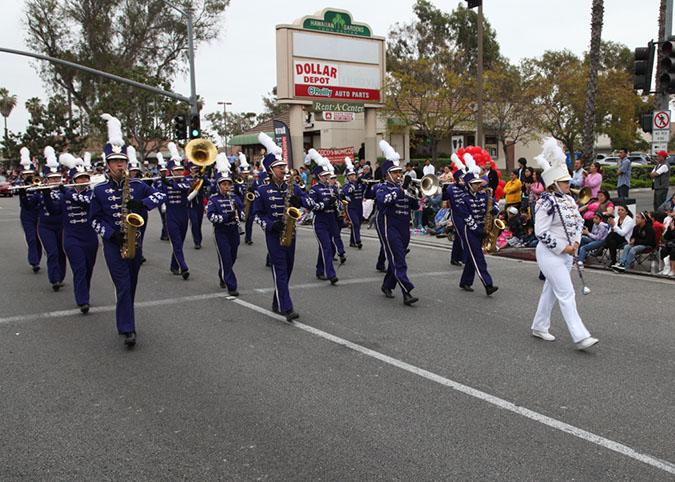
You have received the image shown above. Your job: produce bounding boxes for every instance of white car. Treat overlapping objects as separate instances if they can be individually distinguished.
[598,156,618,166]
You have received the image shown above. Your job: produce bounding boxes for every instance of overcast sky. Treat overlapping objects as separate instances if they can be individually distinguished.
[0,0,667,135]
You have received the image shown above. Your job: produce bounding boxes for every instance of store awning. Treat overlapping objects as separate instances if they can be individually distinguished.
[228,132,275,146]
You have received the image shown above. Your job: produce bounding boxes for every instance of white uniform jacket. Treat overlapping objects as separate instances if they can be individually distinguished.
[534,191,583,255]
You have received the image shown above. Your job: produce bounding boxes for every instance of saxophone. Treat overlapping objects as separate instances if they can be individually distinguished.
[481,188,504,253]
[120,172,145,259]
[243,176,255,218]
[280,169,302,248]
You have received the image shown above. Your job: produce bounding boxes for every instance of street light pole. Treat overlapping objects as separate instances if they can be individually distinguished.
[476,3,484,149]
[218,101,232,154]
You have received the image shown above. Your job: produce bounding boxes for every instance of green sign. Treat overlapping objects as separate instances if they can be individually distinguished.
[303,10,371,37]
[313,101,366,113]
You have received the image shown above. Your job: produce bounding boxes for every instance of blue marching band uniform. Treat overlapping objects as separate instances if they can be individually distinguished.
[233,153,255,245]
[185,161,211,249]
[15,148,42,271]
[154,153,170,241]
[341,160,367,249]
[364,179,388,272]
[328,175,347,262]
[374,146,419,306]
[447,161,467,267]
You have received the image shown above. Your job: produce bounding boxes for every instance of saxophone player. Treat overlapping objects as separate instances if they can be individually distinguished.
[451,153,499,296]
[234,153,255,246]
[89,114,166,347]
[252,133,317,321]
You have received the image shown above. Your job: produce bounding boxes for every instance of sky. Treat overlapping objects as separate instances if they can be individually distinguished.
[0,0,667,136]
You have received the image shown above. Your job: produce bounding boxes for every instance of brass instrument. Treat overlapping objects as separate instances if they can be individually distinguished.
[185,138,218,202]
[570,186,593,205]
[418,174,451,197]
[120,171,145,259]
[243,176,255,218]
[280,169,302,248]
[481,188,505,253]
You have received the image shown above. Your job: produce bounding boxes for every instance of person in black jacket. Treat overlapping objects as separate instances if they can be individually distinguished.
[612,211,656,272]
[487,163,499,191]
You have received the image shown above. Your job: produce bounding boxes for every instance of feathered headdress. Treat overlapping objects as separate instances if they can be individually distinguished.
[44,146,58,168]
[535,137,572,187]
[215,152,231,174]
[307,148,323,164]
[327,160,336,177]
[156,152,166,168]
[344,156,354,172]
[379,140,400,162]
[101,113,127,161]
[463,153,481,176]
[20,147,32,170]
[59,153,78,170]
[238,152,250,171]
[83,152,92,169]
[127,146,137,164]
[451,153,465,173]
[258,132,282,157]
[167,142,181,161]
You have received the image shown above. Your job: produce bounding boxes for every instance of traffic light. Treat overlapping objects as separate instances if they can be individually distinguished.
[174,114,187,140]
[465,0,481,8]
[189,114,201,139]
[659,40,675,94]
[633,42,655,94]
[641,114,653,133]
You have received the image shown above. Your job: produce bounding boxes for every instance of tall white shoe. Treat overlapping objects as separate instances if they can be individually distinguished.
[532,330,556,341]
[576,337,599,350]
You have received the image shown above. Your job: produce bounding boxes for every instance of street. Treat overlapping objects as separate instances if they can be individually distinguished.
[0,195,673,480]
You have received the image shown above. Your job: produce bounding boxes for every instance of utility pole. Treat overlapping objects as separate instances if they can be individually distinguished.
[476,3,484,148]
[218,101,232,154]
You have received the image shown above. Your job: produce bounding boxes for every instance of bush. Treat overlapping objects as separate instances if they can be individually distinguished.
[597,165,674,190]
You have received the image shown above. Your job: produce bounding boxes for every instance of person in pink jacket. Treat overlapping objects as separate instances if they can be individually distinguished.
[581,161,604,198]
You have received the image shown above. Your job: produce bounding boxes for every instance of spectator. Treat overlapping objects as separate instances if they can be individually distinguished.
[522,167,534,210]
[657,192,675,213]
[413,200,424,230]
[504,169,523,209]
[571,158,584,190]
[528,169,545,210]
[651,150,671,211]
[439,165,453,184]
[517,158,527,184]
[506,206,525,242]
[374,162,383,181]
[404,163,417,180]
[577,213,610,266]
[603,204,635,265]
[579,188,614,229]
[361,164,372,180]
[413,162,424,179]
[519,207,537,246]
[581,161,604,198]
[616,148,631,198]
[357,159,365,175]
[358,142,365,161]
[423,159,435,176]
[487,162,499,191]
[659,216,675,276]
[299,166,309,187]
[426,200,451,235]
[649,211,666,243]
[428,189,442,214]
[612,211,656,272]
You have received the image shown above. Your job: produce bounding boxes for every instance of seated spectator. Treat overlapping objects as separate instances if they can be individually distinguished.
[657,192,675,213]
[650,211,666,243]
[428,190,442,214]
[579,188,614,229]
[426,201,452,235]
[581,161,604,198]
[577,213,610,265]
[612,211,656,272]
[603,204,635,265]
[439,165,453,184]
[504,169,523,209]
[497,207,525,248]
[519,207,537,246]
[659,217,675,276]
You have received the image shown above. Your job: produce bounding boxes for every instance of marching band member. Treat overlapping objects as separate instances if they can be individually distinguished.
[252,132,317,321]
[15,147,42,272]
[327,164,347,262]
[445,154,467,267]
[375,141,419,305]
[127,147,149,244]
[21,147,67,291]
[206,154,244,295]
[452,153,499,296]
[307,151,342,284]
[235,153,256,246]
[341,157,366,249]
[186,161,210,249]
[158,142,191,279]
[364,179,387,272]
[44,154,98,313]
[531,138,598,350]
[154,152,169,241]
[89,114,166,346]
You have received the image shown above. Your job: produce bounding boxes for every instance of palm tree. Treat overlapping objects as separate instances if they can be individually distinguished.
[580,0,604,167]
[0,88,18,142]
[655,0,668,109]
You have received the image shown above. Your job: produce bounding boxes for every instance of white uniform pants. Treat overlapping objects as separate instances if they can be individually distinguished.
[532,243,591,343]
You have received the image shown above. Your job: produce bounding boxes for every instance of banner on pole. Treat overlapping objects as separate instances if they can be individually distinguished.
[273,120,293,167]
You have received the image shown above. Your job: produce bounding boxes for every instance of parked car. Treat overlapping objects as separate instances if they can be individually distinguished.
[666,155,675,166]
[596,154,607,161]
[629,153,652,165]
[598,156,619,166]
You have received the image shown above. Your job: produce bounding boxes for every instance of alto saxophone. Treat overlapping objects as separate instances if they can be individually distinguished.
[481,188,504,253]
[280,169,302,248]
[243,176,255,218]
[120,172,145,259]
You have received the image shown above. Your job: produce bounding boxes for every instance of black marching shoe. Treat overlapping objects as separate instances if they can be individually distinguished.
[381,285,395,298]
[349,243,358,248]
[403,292,419,305]
[79,303,90,314]
[284,310,300,322]
[357,243,363,249]
[220,279,227,289]
[140,256,147,264]
[459,283,474,292]
[228,289,239,296]
[339,254,347,265]
[181,270,190,280]
[376,267,387,273]
[330,276,339,285]
[194,244,201,250]
[52,281,64,291]
[32,264,40,273]
[450,260,462,267]
[170,267,180,275]
[160,235,169,241]
[316,274,328,281]
[124,331,137,347]
[485,284,499,296]
[245,240,253,245]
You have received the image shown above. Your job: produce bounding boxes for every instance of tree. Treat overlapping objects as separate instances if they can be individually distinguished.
[0,88,18,143]
[580,0,605,167]
[205,110,258,148]
[484,64,540,168]
[256,87,288,124]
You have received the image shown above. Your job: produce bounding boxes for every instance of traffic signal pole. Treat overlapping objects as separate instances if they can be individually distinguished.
[659,0,674,111]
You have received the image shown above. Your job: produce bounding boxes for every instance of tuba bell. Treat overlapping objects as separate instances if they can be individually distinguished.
[185,138,218,202]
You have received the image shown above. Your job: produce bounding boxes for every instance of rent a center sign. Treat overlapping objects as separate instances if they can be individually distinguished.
[276,9,385,104]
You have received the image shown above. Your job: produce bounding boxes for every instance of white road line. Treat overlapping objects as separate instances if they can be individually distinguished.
[231,297,675,476]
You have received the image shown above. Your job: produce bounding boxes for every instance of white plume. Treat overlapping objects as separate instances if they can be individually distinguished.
[307,148,323,164]
[20,147,31,168]
[44,146,58,168]
[167,142,181,161]
[327,161,336,175]
[535,137,566,171]
[451,153,465,172]
[83,152,92,169]
[378,140,400,162]
[215,152,231,173]
[344,157,354,171]
[101,113,124,146]
[463,153,480,176]
[156,152,165,167]
[258,132,282,156]
[59,153,78,170]
[238,152,249,169]
[127,146,138,164]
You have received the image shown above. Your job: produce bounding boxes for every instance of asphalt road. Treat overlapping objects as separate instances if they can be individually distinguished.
[0,195,673,481]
